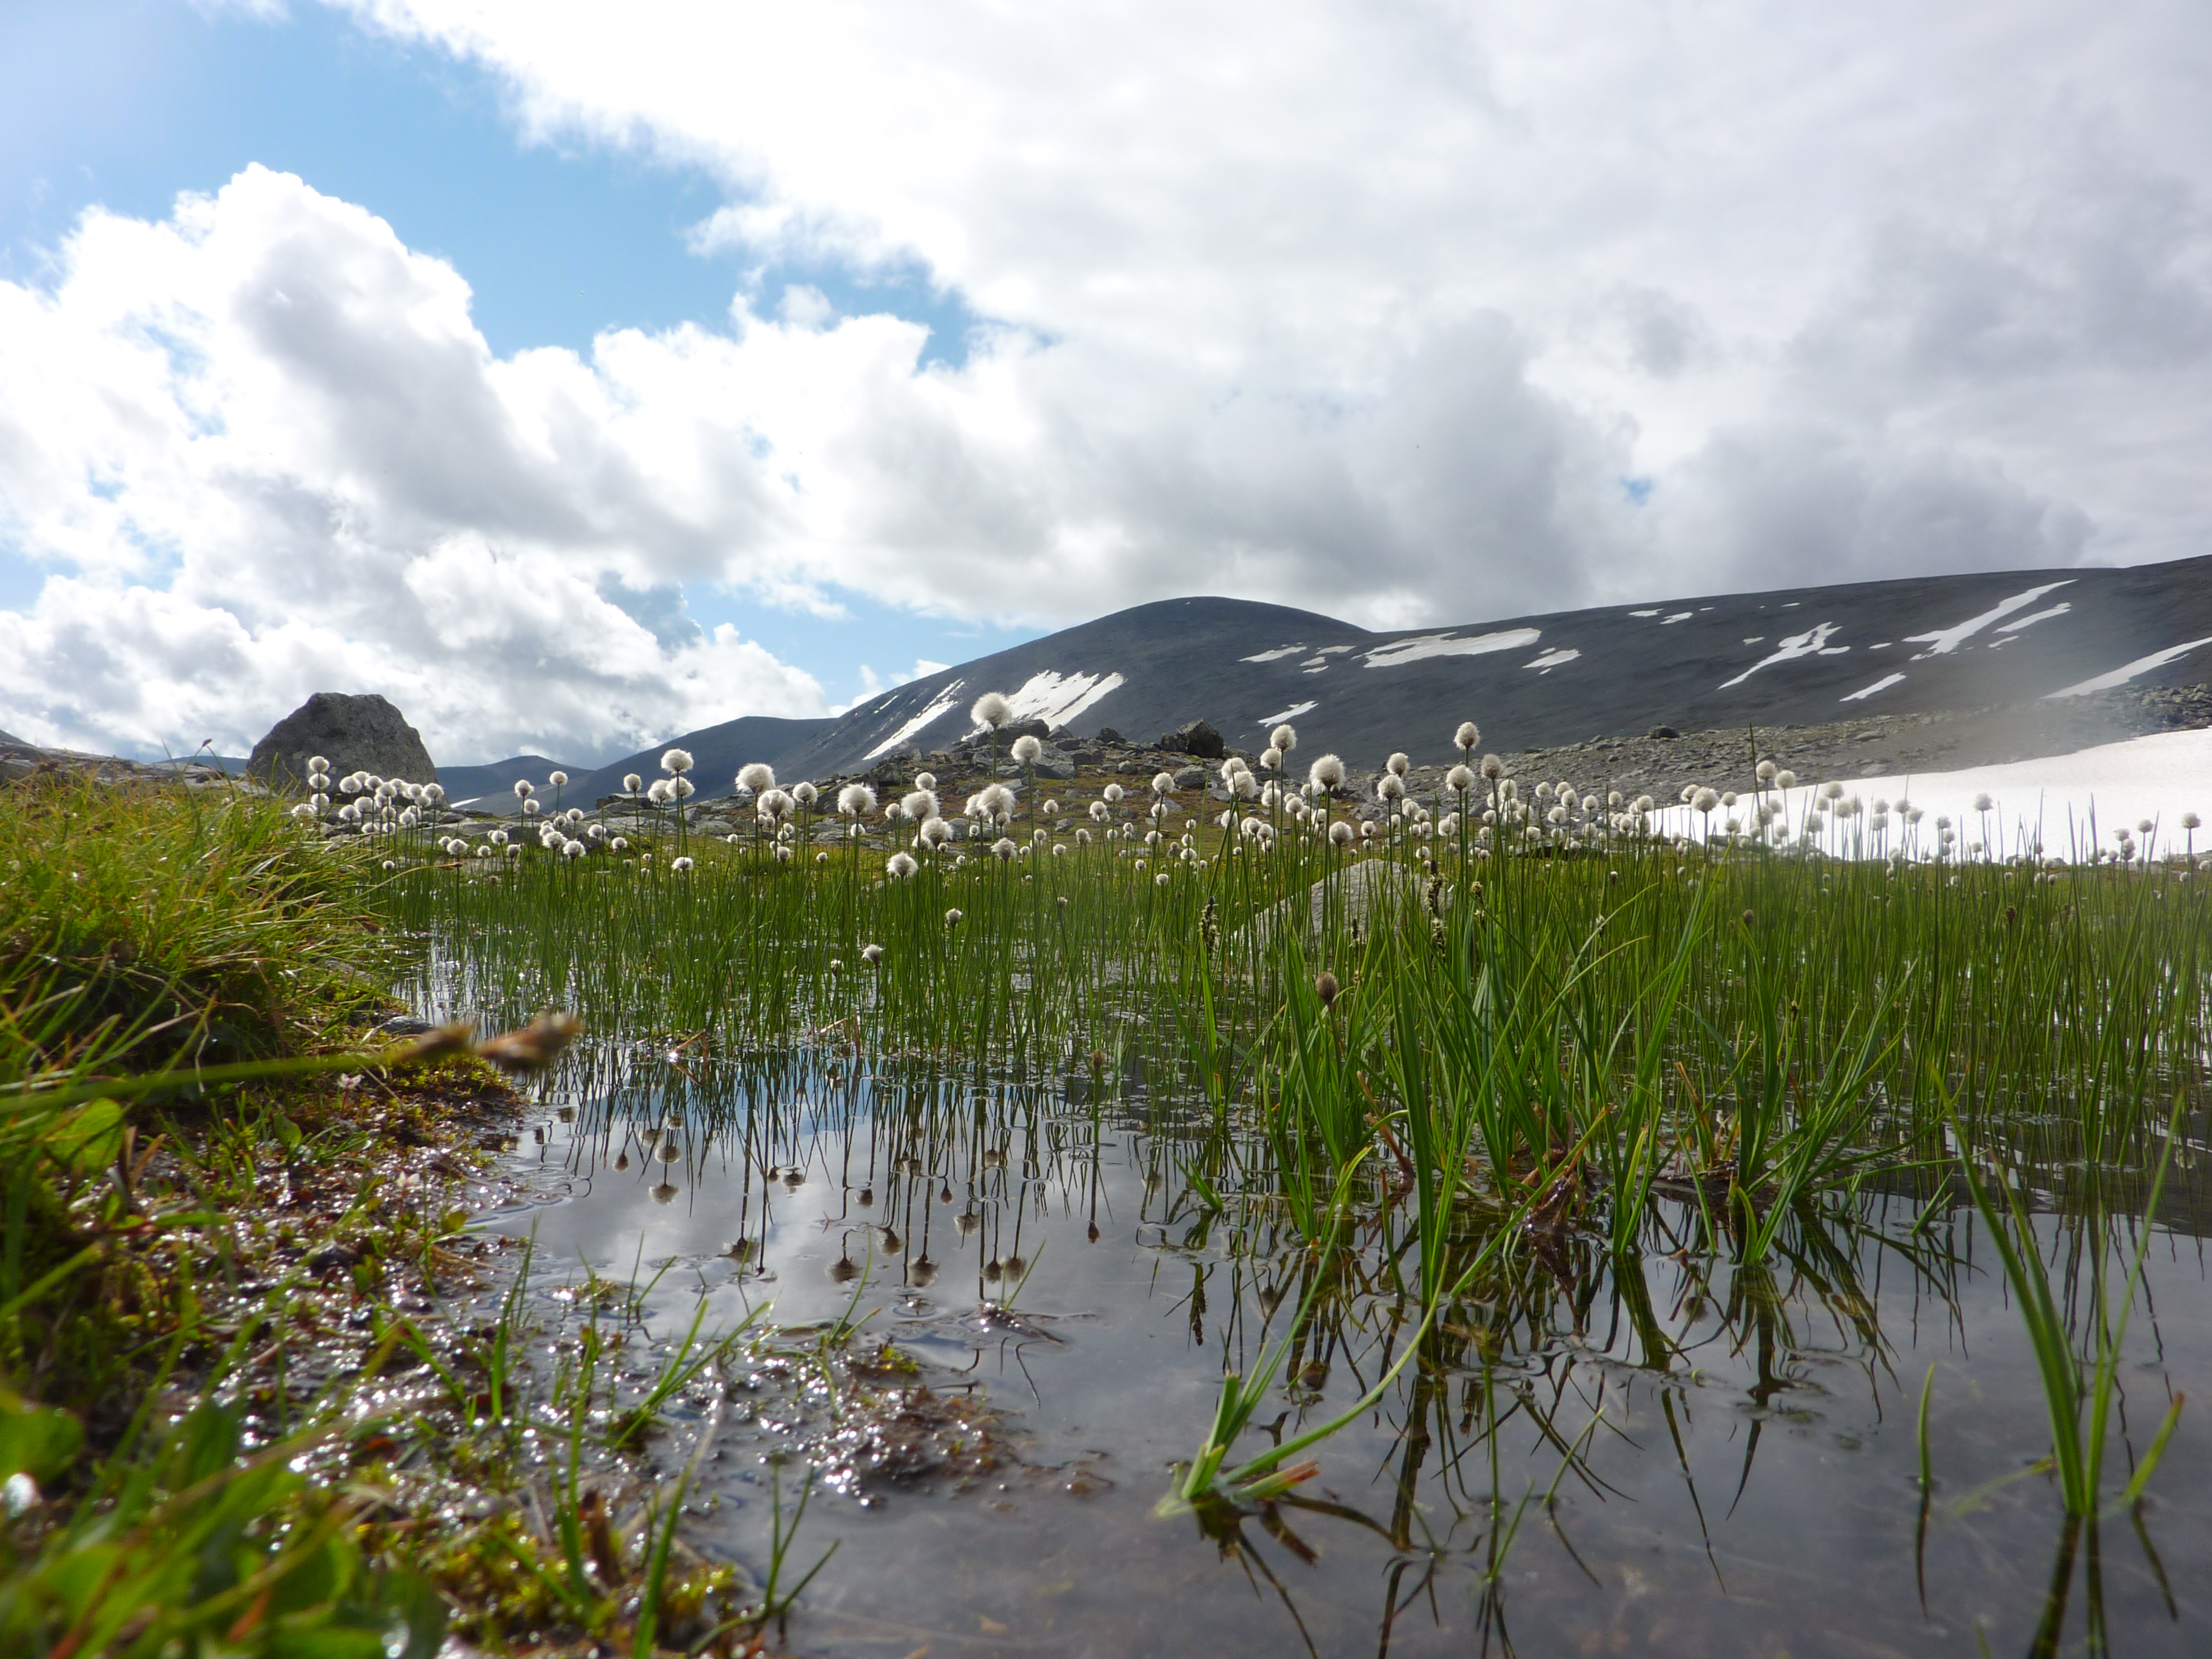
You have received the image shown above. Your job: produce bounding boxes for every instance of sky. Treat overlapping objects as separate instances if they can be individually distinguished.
[1,1,2207,766]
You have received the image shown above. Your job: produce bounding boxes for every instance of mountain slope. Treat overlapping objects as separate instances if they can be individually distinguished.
[449,554,2212,803]
[787,555,2212,779]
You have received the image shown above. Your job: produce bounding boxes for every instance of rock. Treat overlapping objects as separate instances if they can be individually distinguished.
[1647,725,1680,740]
[1030,754,1076,780]
[1168,718,1225,759]
[1097,727,1124,745]
[250,693,437,791]
[1173,765,1207,790]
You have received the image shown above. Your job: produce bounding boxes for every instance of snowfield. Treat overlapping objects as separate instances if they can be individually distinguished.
[1642,728,2212,861]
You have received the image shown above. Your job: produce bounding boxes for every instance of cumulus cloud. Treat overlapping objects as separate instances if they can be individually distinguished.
[6,2,2211,757]
[333,0,2212,580]
[0,166,828,759]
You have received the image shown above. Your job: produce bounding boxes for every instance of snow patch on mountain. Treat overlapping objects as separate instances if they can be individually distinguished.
[1362,628,1541,668]
[864,679,967,760]
[1720,622,1849,688]
[1906,581,2073,659]
[2046,637,2212,699]
[1842,672,1907,702]
[997,669,1127,730]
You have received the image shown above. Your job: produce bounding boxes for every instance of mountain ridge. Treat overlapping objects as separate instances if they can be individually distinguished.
[446,554,2212,806]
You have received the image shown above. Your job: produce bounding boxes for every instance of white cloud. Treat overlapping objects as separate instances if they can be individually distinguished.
[332,0,2211,594]
[8,2,2212,757]
[0,166,829,759]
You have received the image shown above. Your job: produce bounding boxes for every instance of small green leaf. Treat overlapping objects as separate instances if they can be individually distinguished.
[0,1392,83,1481]
[44,1099,124,1174]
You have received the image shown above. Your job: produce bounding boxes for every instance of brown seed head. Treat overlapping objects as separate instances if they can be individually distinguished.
[395,1021,477,1065]
[474,1011,583,1072]
[1315,971,1340,1009]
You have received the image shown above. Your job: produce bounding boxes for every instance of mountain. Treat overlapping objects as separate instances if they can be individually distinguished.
[450,554,2212,803]
[436,754,591,806]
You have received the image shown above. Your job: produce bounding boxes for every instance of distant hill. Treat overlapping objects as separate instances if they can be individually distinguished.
[436,754,591,806]
[448,554,2212,803]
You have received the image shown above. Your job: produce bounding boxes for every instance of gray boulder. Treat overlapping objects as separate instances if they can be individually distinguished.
[249,693,438,790]
[1161,718,1225,759]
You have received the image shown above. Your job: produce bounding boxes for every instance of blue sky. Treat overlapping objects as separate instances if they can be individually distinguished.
[0,0,1031,758]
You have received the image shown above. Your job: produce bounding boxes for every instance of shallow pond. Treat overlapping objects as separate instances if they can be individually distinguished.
[462,1039,2211,1658]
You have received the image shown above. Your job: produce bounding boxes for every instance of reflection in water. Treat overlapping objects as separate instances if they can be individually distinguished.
[446,1019,2212,1657]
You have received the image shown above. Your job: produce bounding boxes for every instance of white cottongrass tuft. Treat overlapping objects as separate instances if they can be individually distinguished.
[662,748,694,775]
[977,782,1016,820]
[758,788,795,822]
[1260,746,1282,771]
[862,943,884,965]
[901,789,940,821]
[991,837,1018,860]
[972,691,1013,730]
[522,799,542,816]
[672,777,696,800]
[1102,782,1124,804]
[1756,760,1778,782]
[944,907,963,927]
[307,754,329,773]
[920,817,952,848]
[623,773,643,793]
[1270,723,1298,754]
[1386,751,1410,777]
[2183,811,2202,830]
[1308,754,1345,792]
[1480,754,1505,781]
[1454,721,1480,752]
[1775,769,1798,789]
[1011,734,1044,765]
[886,851,919,879]
[671,856,695,872]
[1378,773,1404,802]
[1328,820,1354,846]
[1973,793,1994,812]
[512,780,533,799]
[1445,764,1473,793]
[548,771,568,787]
[839,783,877,817]
[646,780,672,804]
[562,839,586,859]
[1088,800,1109,822]
[793,780,819,806]
[738,762,776,793]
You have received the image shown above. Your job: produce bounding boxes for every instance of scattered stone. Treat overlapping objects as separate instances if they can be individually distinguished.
[1647,725,1680,740]
[250,693,437,791]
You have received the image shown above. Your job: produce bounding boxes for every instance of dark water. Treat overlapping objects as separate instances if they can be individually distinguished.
[472,1045,2211,1657]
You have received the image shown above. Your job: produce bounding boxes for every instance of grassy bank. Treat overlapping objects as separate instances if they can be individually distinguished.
[0,774,786,1657]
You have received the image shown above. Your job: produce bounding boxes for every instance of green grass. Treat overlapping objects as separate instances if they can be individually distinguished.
[375,765,2207,1580]
[0,774,823,1654]
[18,752,2196,1649]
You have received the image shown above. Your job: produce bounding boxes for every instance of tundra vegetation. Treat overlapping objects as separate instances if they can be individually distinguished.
[4,716,2206,1655]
